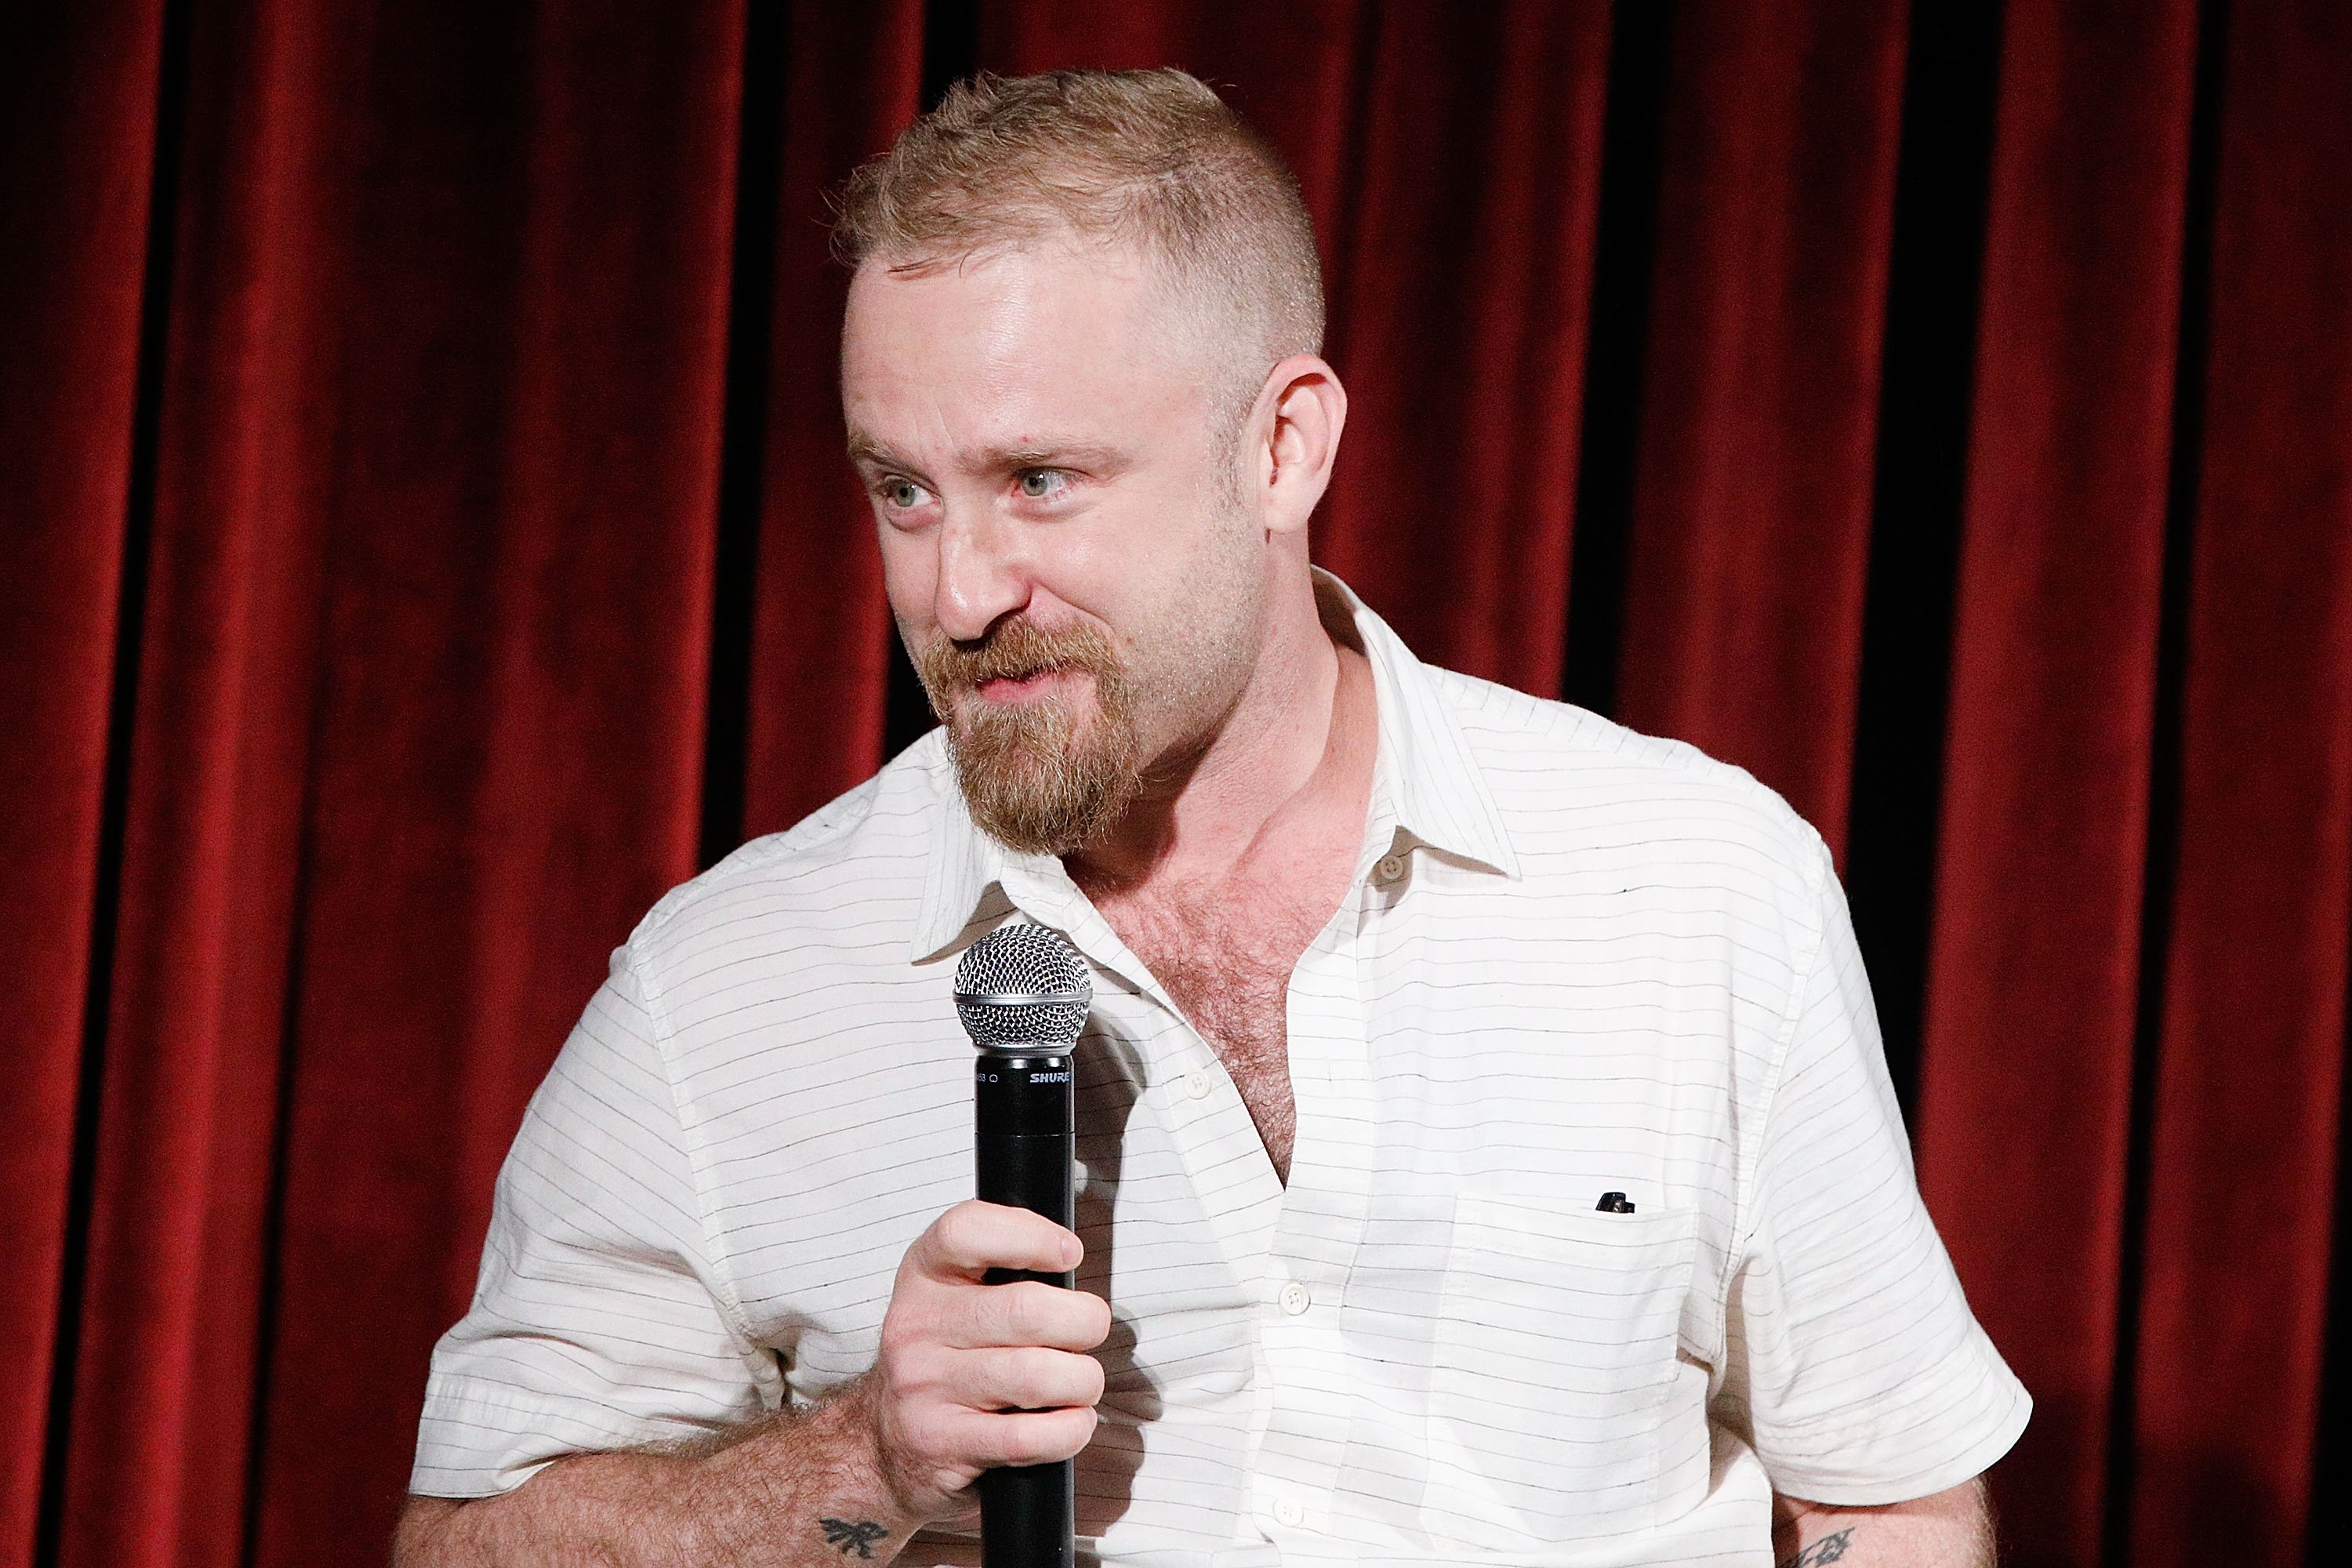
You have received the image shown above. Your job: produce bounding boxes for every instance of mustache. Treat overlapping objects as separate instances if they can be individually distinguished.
[913,616,1123,701]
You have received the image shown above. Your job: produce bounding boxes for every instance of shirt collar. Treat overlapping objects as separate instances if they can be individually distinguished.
[1323,568,1519,884]
[908,567,1519,963]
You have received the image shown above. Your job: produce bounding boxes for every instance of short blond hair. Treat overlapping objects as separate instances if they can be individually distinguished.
[835,70,1325,408]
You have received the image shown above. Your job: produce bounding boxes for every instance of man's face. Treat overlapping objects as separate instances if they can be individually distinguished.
[841,239,1269,855]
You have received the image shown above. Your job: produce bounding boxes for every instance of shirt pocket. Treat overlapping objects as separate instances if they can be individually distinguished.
[1425,1192,1698,1549]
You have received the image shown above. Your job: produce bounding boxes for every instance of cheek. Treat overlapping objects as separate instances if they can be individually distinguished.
[1026,492,1206,635]
[1023,530,1120,625]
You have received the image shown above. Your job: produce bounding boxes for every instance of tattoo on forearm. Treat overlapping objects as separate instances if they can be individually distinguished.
[1778,1526,1857,1568]
[819,1518,889,1558]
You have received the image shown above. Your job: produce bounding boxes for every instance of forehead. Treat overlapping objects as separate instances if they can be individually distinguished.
[840,241,1215,459]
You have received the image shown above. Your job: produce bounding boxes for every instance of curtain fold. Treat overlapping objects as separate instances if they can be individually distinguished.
[1910,4,2201,1563]
[0,4,167,1560]
[3,4,2346,1566]
[740,0,927,837]
[237,5,750,1556]
[2126,4,2352,1560]
[1612,0,1910,855]
[53,0,343,1555]
[1309,0,1611,694]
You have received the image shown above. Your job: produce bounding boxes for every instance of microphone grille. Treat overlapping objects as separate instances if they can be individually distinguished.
[953,923,1091,1050]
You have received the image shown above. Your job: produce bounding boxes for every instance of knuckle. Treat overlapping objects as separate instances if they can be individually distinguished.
[932,1201,985,1258]
[1005,1346,1102,1410]
[1007,1279,1062,1326]
[985,1409,1091,1468]
[1008,1344,1065,1390]
[979,1281,1042,1343]
[953,1287,1004,1346]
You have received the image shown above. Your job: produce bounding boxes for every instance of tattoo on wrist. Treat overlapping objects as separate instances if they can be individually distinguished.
[820,1518,889,1559]
[1779,1526,1857,1568]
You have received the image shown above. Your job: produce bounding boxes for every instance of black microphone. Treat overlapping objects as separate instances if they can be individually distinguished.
[953,924,1091,1568]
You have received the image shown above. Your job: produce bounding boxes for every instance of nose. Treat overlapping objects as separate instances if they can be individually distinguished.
[933,508,1032,643]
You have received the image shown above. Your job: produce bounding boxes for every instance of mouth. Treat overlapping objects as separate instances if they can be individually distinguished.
[972,666,1083,706]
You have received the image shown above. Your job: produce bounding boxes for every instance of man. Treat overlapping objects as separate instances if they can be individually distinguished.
[395,69,2026,1567]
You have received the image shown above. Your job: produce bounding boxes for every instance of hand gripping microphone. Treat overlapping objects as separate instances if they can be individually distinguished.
[953,924,1091,1568]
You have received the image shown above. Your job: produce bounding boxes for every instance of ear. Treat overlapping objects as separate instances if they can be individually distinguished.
[1249,355,1348,538]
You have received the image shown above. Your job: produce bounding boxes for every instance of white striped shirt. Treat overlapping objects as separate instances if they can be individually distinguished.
[413,573,2028,1566]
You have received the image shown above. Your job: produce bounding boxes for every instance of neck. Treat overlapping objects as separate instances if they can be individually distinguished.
[1067,570,1376,896]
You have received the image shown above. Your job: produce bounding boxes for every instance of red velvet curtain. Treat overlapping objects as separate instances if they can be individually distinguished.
[4,4,2347,1566]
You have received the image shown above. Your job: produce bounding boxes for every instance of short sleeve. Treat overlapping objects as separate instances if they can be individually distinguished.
[409,942,774,1496]
[1715,844,2031,1504]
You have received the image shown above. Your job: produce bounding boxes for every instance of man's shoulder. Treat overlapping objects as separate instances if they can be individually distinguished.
[622,730,952,984]
[1425,664,1830,895]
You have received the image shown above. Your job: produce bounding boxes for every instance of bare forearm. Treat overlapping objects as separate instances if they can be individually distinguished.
[396,1204,1105,1566]
[1773,1477,1994,1567]
[393,1380,929,1568]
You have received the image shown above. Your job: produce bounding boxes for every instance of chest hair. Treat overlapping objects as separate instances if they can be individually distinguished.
[1098,875,1338,1183]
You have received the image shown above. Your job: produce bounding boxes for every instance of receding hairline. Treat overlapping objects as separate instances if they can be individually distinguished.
[832,69,1327,380]
[841,230,1285,483]
[848,220,1270,377]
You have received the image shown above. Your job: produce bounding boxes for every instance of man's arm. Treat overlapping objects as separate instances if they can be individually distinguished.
[394,1201,1109,1568]
[394,1385,920,1568]
[1772,1478,1995,1568]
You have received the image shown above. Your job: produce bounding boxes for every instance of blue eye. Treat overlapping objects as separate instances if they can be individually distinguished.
[884,480,924,509]
[1017,470,1065,499]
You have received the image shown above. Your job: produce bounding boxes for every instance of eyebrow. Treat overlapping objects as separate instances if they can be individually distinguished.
[844,434,1127,474]
[844,433,902,470]
[990,441,1124,470]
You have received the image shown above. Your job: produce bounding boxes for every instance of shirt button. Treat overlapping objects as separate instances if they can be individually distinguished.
[1273,1497,1306,1528]
[1183,1065,1213,1099]
[1278,1279,1310,1315]
[1374,853,1407,883]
